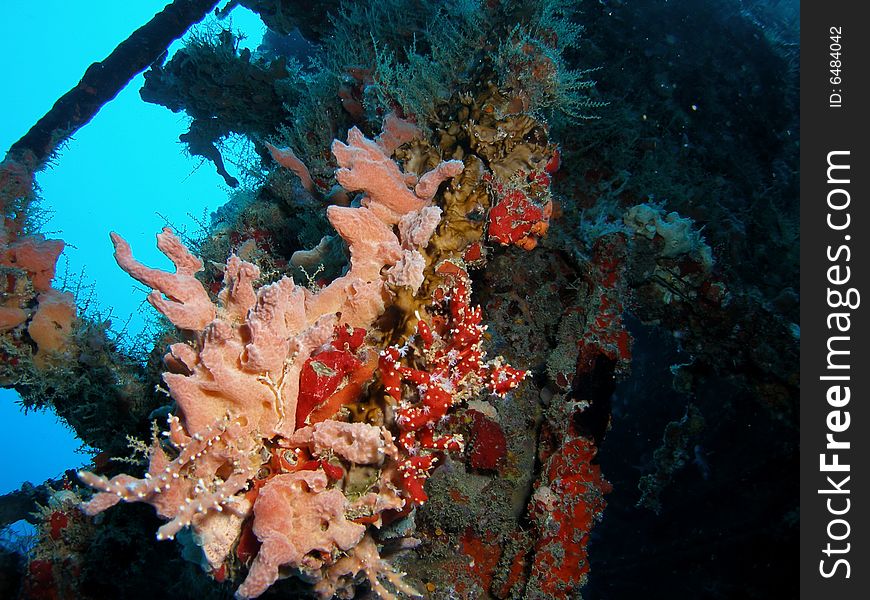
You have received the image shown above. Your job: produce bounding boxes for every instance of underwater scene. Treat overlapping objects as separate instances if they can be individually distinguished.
[0,0,799,598]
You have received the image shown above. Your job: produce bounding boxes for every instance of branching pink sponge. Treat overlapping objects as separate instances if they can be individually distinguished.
[111,229,216,331]
[78,121,472,599]
[333,126,463,224]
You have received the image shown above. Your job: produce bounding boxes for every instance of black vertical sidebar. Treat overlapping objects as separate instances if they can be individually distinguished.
[801,1,869,597]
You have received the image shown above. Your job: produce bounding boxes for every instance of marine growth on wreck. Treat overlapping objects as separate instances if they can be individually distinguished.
[1,1,799,598]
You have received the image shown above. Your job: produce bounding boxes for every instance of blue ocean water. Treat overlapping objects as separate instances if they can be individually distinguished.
[0,2,264,496]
